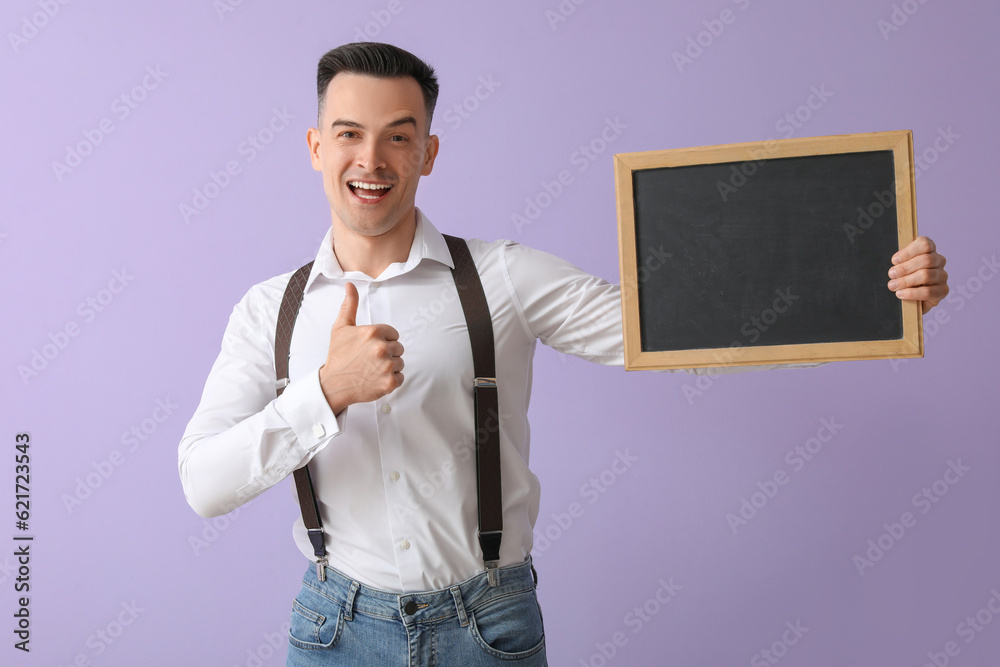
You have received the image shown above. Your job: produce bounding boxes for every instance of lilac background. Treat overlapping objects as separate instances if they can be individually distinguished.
[2,0,998,665]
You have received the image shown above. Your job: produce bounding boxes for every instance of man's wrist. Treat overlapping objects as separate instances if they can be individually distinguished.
[319,364,351,416]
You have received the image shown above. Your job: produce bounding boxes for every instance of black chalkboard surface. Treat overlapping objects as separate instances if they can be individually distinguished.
[615,131,922,370]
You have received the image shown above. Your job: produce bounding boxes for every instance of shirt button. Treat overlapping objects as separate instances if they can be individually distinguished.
[381,404,392,414]
[371,281,381,289]
[312,423,326,438]
[390,471,400,482]
[400,539,410,550]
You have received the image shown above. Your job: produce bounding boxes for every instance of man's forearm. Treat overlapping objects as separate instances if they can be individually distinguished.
[178,367,341,518]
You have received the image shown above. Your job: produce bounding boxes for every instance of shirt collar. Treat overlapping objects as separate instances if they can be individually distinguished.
[306,207,454,290]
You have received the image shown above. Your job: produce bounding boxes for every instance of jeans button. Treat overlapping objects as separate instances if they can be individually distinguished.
[404,600,417,615]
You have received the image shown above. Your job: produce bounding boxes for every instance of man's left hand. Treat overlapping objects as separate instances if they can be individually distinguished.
[888,236,949,313]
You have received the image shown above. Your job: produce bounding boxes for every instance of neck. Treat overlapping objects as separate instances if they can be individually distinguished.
[330,210,418,278]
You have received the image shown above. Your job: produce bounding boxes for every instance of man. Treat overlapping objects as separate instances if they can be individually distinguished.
[178,42,949,666]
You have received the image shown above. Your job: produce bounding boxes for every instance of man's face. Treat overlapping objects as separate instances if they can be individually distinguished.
[308,73,438,239]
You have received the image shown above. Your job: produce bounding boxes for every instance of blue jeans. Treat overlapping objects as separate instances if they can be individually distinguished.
[286,558,547,666]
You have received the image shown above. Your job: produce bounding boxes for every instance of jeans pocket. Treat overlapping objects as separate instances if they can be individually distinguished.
[288,591,344,651]
[468,588,546,659]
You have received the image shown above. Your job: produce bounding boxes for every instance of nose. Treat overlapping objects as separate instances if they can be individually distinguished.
[355,137,386,173]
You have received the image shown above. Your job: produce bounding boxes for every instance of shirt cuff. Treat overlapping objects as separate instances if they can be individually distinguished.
[235,368,345,503]
[274,366,345,451]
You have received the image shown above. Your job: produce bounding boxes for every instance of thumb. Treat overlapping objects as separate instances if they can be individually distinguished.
[333,282,358,329]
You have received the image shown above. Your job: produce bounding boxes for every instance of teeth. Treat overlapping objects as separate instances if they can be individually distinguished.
[349,181,392,190]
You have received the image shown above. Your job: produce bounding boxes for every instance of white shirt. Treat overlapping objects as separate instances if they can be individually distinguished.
[178,209,815,593]
[178,209,789,592]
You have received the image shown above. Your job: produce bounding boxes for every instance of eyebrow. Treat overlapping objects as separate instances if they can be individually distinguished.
[330,116,418,131]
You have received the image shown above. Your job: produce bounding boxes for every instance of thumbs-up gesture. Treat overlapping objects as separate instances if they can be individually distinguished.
[319,282,404,415]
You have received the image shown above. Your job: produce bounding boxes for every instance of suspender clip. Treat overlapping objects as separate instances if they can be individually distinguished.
[485,560,500,587]
[276,377,290,391]
[474,377,497,388]
[307,527,328,582]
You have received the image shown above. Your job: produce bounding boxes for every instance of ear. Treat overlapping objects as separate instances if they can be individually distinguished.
[421,134,440,176]
[307,127,322,172]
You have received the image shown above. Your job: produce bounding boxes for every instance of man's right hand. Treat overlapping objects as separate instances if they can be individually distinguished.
[319,282,404,415]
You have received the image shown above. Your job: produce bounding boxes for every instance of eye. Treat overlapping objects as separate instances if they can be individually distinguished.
[389,134,408,143]
[339,131,358,139]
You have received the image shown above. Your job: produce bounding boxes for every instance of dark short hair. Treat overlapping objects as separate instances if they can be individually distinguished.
[316,42,439,132]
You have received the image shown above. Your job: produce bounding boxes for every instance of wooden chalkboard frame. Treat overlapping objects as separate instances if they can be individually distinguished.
[614,130,922,370]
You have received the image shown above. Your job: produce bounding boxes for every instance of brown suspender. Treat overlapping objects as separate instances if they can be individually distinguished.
[274,260,327,578]
[443,234,503,586]
[273,235,504,586]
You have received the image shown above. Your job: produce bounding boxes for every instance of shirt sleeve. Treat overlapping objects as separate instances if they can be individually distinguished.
[177,283,344,518]
[500,240,624,365]
[500,241,826,375]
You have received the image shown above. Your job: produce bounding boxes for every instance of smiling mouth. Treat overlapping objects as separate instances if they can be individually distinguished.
[348,181,393,201]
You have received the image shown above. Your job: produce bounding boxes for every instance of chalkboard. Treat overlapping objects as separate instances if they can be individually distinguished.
[614,131,922,370]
